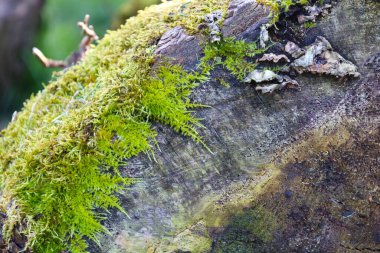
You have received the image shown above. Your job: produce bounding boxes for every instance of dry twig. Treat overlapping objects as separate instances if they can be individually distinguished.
[33,14,98,68]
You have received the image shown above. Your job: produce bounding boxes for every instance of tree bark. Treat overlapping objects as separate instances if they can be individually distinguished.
[95,0,380,252]
[1,0,379,252]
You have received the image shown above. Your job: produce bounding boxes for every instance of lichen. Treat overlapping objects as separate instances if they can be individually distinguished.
[244,69,299,94]
[162,221,213,253]
[204,10,224,43]
[244,69,279,83]
[291,36,361,77]
[297,4,332,23]
[257,53,290,63]
[285,41,305,58]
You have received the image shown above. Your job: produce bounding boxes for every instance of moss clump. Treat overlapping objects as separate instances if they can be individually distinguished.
[199,37,266,81]
[257,0,309,23]
[0,0,230,252]
[0,0,300,251]
[111,0,162,29]
[0,58,208,253]
[304,20,317,28]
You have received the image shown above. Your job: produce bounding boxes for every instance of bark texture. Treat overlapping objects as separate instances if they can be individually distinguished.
[1,0,379,252]
[94,0,380,252]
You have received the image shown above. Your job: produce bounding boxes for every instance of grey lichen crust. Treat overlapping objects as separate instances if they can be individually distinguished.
[219,0,361,94]
[291,36,361,77]
[285,41,305,58]
[204,10,223,43]
[256,53,290,63]
[259,24,269,48]
[243,35,360,93]
[244,70,299,94]
[298,4,332,23]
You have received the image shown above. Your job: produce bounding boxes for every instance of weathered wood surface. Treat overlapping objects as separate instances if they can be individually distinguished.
[98,0,379,252]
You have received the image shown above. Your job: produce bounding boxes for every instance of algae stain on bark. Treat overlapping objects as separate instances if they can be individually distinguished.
[148,112,358,252]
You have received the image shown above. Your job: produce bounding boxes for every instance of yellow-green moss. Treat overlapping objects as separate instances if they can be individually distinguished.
[199,37,267,81]
[0,0,230,252]
[0,0,311,251]
[304,20,317,28]
[257,0,309,23]
[111,0,162,29]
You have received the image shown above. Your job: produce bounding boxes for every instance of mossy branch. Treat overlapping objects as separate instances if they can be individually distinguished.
[0,0,307,251]
[0,1,231,252]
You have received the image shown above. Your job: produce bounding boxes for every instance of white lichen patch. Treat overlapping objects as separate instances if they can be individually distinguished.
[285,41,305,58]
[244,69,279,83]
[260,24,269,48]
[255,74,299,94]
[291,36,360,77]
[244,69,299,94]
[297,4,332,24]
[205,10,223,43]
[257,53,290,63]
[255,83,287,93]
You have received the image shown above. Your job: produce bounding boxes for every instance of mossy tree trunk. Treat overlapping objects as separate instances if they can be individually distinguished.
[97,1,380,252]
[0,0,379,252]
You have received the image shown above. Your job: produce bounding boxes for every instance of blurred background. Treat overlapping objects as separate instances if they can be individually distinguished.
[0,0,160,129]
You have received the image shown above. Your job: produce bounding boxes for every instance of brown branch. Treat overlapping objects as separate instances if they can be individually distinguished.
[77,14,98,54]
[78,14,98,41]
[33,14,98,69]
[32,47,66,68]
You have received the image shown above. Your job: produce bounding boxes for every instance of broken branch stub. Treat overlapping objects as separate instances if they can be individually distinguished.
[32,48,66,68]
[33,14,98,69]
[78,14,99,41]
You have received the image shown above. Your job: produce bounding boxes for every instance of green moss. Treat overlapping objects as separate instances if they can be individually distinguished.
[0,0,230,252]
[111,0,162,29]
[257,0,309,23]
[0,59,210,252]
[0,0,300,251]
[199,37,266,81]
[304,21,317,28]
